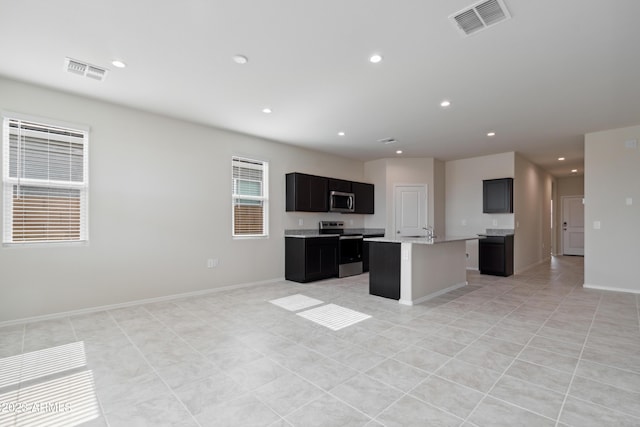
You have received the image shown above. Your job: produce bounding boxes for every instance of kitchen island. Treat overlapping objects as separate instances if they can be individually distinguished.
[365,236,480,305]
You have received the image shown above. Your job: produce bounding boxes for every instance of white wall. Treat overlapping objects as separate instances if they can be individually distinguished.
[557,175,584,196]
[514,153,553,272]
[445,152,515,270]
[364,157,441,237]
[0,77,367,322]
[433,159,446,238]
[584,124,640,293]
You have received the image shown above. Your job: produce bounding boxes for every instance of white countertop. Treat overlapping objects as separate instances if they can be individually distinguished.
[364,235,480,245]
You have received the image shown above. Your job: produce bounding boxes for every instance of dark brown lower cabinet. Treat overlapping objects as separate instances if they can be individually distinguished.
[479,235,514,276]
[285,237,338,283]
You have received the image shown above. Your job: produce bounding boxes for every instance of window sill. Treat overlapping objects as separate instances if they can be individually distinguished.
[232,235,269,240]
[3,240,89,249]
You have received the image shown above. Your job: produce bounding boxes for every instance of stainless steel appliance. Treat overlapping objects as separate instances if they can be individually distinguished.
[329,191,355,213]
[319,221,363,277]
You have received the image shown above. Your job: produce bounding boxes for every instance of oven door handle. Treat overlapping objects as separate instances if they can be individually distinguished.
[339,235,363,240]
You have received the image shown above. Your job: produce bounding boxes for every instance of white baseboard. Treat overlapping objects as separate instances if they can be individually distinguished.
[399,281,468,306]
[0,277,285,328]
[583,283,640,295]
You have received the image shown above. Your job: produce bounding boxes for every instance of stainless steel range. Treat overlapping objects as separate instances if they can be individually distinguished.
[319,221,363,278]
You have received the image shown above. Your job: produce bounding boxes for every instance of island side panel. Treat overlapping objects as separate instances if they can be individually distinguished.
[369,241,401,300]
[404,240,468,305]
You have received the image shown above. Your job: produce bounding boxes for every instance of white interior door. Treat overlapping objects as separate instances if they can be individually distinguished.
[394,185,427,237]
[562,196,584,256]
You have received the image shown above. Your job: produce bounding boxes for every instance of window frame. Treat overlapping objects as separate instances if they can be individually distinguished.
[231,156,268,238]
[2,112,90,246]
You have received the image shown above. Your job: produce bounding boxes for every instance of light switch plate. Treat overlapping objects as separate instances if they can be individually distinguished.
[626,197,633,206]
[593,221,601,230]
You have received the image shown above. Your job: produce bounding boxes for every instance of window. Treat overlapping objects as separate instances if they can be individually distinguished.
[232,156,268,237]
[2,115,89,244]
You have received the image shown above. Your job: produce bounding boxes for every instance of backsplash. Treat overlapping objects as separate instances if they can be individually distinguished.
[485,228,515,236]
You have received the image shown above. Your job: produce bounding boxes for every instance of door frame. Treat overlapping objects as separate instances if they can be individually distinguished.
[393,184,429,237]
[560,195,585,256]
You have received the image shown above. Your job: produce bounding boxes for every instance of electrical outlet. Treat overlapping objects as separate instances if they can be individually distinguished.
[207,258,219,268]
[492,219,498,226]
[461,219,467,226]
[298,218,303,226]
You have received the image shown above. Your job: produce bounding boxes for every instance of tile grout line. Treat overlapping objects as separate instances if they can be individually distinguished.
[145,303,295,425]
[369,276,539,425]
[553,292,603,427]
[105,309,204,427]
[147,301,375,425]
[373,279,531,423]
[460,276,586,425]
[138,303,292,424]
[10,324,27,427]
[261,299,479,424]
[67,316,111,427]
[14,257,633,426]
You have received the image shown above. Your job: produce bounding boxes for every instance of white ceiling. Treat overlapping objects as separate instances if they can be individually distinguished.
[1,0,640,177]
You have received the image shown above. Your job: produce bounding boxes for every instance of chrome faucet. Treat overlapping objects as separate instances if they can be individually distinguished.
[422,225,436,239]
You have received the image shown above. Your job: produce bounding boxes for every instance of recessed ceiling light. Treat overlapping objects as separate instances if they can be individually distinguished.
[369,54,383,64]
[233,55,248,64]
[440,100,451,108]
[487,132,496,137]
[571,169,578,173]
[111,60,126,68]
[396,150,403,154]
[262,108,272,114]
[558,157,565,161]
[338,131,345,136]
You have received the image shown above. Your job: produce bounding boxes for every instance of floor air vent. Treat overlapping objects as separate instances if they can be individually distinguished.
[450,0,511,37]
[65,58,108,81]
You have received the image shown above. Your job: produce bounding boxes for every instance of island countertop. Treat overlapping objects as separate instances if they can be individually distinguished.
[285,228,385,238]
[364,235,480,245]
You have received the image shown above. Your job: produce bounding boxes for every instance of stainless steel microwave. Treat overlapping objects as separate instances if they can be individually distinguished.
[329,191,355,213]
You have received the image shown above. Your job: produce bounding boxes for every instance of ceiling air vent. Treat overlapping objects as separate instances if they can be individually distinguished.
[64,58,108,81]
[377,137,397,145]
[450,0,511,37]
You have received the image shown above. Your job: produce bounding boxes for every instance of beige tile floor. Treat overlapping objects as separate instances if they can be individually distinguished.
[1,256,639,426]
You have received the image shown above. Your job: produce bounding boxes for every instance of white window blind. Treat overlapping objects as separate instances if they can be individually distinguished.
[232,156,268,237]
[2,117,89,244]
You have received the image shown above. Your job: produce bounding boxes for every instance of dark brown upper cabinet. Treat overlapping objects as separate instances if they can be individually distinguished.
[483,178,513,213]
[351,181,374,214]
[286,172,375,214]
[286,172,328,212]
[328,178,352,193]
